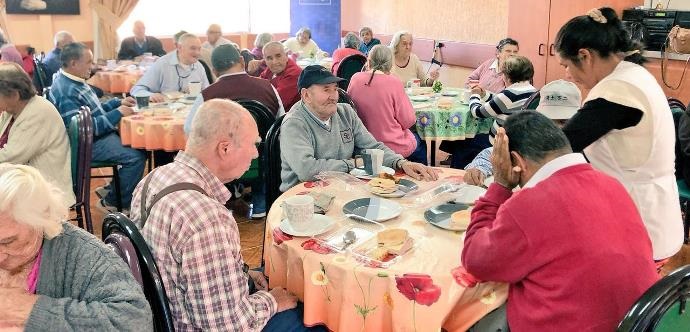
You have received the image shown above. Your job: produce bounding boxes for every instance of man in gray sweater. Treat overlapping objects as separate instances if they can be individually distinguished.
[280,65,438,191]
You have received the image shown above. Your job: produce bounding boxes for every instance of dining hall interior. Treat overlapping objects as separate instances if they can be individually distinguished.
[1,0,690,330]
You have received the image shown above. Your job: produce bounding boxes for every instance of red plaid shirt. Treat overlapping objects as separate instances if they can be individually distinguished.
[130,152,277,331]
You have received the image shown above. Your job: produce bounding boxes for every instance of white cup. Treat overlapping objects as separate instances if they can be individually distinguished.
[462,89,472,104]
[188,81,202,97]
[106,59,117,70]
[282,195,314,232]
[366,148,384,174]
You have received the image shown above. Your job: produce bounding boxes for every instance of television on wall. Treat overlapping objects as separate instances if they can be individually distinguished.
[7,0,80,15]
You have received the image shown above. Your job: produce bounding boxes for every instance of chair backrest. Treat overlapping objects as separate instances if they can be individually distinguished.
[198,59,214,84]
[336,53,367,90]
[105,232,144,286]
[240,49,256,72]
[265,114,286,209]
[337,88,356,110]
[671,98,688,180]
[668,98,687,113]
[102,213,175,332]
[522,90,541,110]
[235,99,276,142]
[617,264,690,332]
[68,107,92,208]
[32,56,47,95]
[79,107,94,207]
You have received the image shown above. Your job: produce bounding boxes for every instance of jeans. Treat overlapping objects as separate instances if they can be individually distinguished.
[262,302,327,332]
[468,302,509,332]
[91,132,146,208]
[407,130,428,165]
[439,134,491,169]
[251,178,267,214]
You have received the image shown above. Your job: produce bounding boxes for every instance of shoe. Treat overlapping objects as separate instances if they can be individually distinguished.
[95,186,109,199]
[251,212,266,219]
[20,0,47,10]
[95,199,130,215]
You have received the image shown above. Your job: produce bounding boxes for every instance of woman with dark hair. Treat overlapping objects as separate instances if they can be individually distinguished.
[0,62,74,205]
[465,38,519,93]
[557,7,683,266]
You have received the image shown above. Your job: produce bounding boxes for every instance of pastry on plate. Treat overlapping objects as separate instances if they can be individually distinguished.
[379,173,400,184]
[368,178,397,194]
[450,209,472,230]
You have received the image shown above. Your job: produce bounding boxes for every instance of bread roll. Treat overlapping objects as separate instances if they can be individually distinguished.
[450,209,471,230]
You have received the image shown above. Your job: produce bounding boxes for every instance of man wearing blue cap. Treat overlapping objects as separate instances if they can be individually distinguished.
[279,65,439,191]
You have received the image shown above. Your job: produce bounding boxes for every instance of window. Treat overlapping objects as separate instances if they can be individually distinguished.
[118,0,290,38]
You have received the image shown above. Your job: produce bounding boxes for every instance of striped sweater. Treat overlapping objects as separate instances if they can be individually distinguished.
[469,81,536,142]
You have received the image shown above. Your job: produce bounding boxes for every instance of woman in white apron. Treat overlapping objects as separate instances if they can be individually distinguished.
[555,7,683,266]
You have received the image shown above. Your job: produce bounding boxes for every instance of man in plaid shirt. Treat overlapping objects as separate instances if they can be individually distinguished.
[130,99,323,331]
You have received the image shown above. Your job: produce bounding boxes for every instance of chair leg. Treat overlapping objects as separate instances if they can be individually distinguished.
[112,166,123,212]
[684,200,689,244]
[75,204,84,229]
[84,196,94,234]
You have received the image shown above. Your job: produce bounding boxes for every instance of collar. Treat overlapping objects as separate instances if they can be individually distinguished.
[167,50,180,66]
[523,153,587,189]
[489,59,498,70]
[217,71,248,79]
[60,69,87,83]
[174,151,231,203]
[300,101,332,129]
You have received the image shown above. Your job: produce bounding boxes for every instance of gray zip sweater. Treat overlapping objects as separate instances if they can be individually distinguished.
[25,222,152,331]
[280,101,404,191]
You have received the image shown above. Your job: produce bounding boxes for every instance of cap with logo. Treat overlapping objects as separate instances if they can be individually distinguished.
[536,79,582,120]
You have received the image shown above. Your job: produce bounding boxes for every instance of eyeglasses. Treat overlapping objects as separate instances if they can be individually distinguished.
[175,63,195,91]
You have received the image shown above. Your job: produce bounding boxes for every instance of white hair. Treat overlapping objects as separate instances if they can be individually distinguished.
[342,32,360,49]
[0,163,67,239]
[54,31,74,47]
[389,30,411,54]
[254,33,273,48]
[187,99,244,149]
[368,44,393,72]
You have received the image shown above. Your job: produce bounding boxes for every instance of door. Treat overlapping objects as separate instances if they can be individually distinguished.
[507,0,551,87]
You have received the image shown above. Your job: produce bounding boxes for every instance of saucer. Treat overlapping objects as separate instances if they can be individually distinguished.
[410,95,431,102]
[442,90,459,96]
[279,214,336,237]
[350,166,395,179]
[342,197,402,222]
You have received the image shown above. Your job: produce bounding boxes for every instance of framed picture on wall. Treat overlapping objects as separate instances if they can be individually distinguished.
[7,0,80,15]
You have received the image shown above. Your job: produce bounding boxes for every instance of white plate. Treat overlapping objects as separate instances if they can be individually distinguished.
[350,166,395,179]
[442,90,459,96]
[279,214,336,237]
[342,197,402,222]
[412,102,433,110]
[410,95,431,102]
[453,184,487,205]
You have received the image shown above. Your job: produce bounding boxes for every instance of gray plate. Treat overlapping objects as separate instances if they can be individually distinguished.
[424,202,471,231]
[369,178,418,198]
[342,198,402,222]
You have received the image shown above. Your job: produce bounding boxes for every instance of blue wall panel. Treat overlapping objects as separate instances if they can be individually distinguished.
[290,0,341,55]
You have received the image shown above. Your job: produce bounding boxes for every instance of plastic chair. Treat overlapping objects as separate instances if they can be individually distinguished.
[265,114,286,210]
[337,88,356,110]
[102,213,175,332]
[522,90,541,110]
[68,107,93,233]
[335,53,367,90]
[617,264,690,332]
[235,99,276,181]
[104,232,144,287]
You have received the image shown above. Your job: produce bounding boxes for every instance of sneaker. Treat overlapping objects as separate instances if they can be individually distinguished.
[94,186,110,199]
[20,0,47,10]
[95,199,130,215]
[251,212,266,219]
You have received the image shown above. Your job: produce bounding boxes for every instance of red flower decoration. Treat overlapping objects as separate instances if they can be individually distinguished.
[451,266,480,288]
[304,180,330,188]
[395,273,442,306]
[272,227,293,245]
[301,239,332,254]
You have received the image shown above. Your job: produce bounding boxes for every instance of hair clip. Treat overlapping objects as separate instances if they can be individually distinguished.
[587,8,607,24]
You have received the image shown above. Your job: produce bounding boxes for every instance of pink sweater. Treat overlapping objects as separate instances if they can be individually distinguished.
[331,48,363,74]
[463,163,658,332]
[465,58,506,93]
[347,72,417,157]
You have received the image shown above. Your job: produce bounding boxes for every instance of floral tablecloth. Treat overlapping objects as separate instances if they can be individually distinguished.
[413,89,493,141]
[119,107,188,151]
[88,70,143,94]
[264,169,508,332]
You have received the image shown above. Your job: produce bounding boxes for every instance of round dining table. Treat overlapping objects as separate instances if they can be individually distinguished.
[88,69,143,94]
[119,106,189,151]
[264,168,508,332]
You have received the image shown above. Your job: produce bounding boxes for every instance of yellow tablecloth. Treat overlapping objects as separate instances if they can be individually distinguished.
[264,169,508,331]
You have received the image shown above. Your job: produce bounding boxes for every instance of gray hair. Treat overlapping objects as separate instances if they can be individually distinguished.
[389,31,411,54]
[359,27,373,35]
[296,27,312,39]
[367,44,392,72]
[254,33,273,48]
[187,99,245,149]
[60,42,88,68]
[342,32,360,49]
[54,31,74,47]
[0,163,67,239]
[262,41,285,55]
[504,111,571,163]
[177,33,199,45]
[0,62,36,100]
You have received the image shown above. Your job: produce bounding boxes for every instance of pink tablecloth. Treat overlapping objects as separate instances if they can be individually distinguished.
[119,108,188,151]
[88,70,143,94]
[264,169,508,332]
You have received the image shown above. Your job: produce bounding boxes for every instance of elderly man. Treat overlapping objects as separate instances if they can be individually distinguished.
[252,41,302,111]
[49,42,145,213]
[462,112,659,331]
[130,99,324,331]
[202,24,238,52]
[280,65,438,191]
[42,31,74,85]
[117,21,165,60]
[131,33,209,103]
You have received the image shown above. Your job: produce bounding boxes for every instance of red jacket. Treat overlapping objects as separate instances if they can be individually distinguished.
[260,59,302,111]
[463,163,658,332]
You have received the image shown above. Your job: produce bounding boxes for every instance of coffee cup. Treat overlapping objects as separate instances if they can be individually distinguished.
[355,149,384,175]
[462,89,472,104]
[282,195,314,232]
[134,95,149,109]
[188,81,202,97]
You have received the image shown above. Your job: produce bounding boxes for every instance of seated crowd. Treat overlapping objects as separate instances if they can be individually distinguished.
[0,6,687,331]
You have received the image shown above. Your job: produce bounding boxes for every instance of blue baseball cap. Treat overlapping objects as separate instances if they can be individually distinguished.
[297,65,344,91]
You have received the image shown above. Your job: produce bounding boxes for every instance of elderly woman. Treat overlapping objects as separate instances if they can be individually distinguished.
[0,63,74,206]
[251,32,273,60]
[358,27,381,55]
[465,38,519,93]
[389,31,439,87]
[331,32,364,74]
[0,29,22,67]
[0,163,152,330]
[557,7,683,266]
[347,45,426,163]
[283,27,328,59]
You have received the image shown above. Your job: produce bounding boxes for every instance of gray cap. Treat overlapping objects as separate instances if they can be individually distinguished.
[211,44,241,71]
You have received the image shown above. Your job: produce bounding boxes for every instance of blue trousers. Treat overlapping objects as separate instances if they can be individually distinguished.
[407,130,428,165]
[91,132,146,208]
[262,302,327,332]
[439,134,491,169]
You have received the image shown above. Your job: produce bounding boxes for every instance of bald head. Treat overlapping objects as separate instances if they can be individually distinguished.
[188,99,252,149]
[133,21,145,39]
